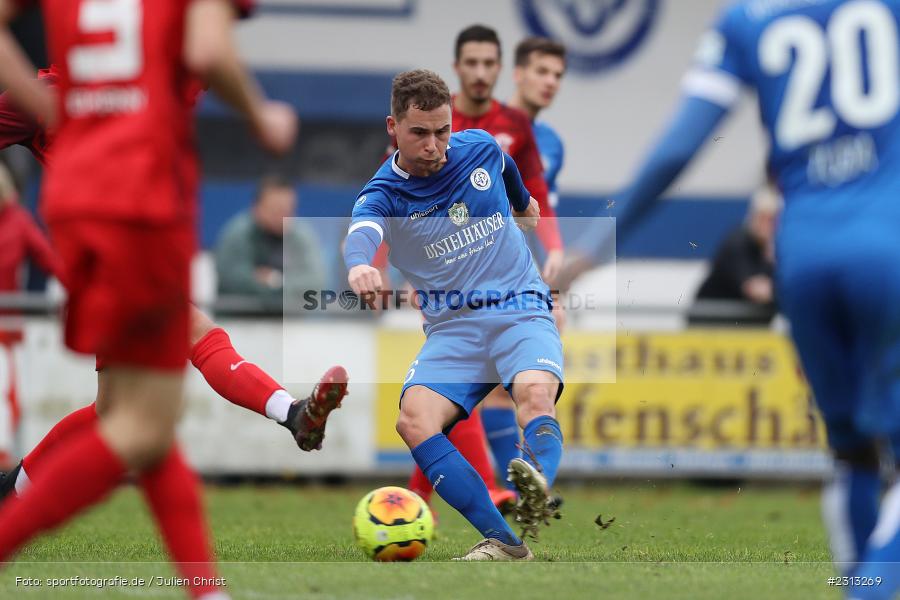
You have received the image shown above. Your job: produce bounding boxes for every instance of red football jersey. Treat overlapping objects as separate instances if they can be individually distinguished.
[0,68,57,165]
[0,202,65,292]
[21,0,198,223]
[452,99,562,251]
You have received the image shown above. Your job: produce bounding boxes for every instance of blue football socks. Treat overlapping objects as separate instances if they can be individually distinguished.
[481,407,521,491]
[411,433,521,546]
[822,463,881,570]
[522,416,563,486]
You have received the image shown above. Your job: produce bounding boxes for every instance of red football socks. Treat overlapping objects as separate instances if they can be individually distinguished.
[190,327,283,418]
[22,403,98,478]
[0,426,125,560]
[139,446,221,599]
[408,409,498,502]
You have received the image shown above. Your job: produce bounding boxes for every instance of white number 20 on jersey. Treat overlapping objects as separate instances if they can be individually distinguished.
[68,0,143,83]
[759,0,899,150]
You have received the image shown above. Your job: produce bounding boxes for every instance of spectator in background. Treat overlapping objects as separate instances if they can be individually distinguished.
[688,183,781,326]
[215,175,325,313]
[0,162,63,468]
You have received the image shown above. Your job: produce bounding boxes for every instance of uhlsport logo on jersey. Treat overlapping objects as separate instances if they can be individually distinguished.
[518,0,660,74]
[355,195,367,207]
[448,201,470,226]
[469,168,492,191]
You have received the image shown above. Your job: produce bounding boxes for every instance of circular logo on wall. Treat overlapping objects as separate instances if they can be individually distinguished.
[470,168,492,191]
[517,0,660,74]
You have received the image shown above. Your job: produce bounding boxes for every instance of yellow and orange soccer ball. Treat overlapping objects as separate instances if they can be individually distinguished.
[353,486,434,561]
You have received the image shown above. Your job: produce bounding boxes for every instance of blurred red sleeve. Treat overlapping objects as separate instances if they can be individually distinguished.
[372,242,389,270]
[513,126,563,251]
[21,210,66,286]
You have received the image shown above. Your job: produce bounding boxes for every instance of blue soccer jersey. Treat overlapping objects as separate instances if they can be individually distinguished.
[533,121,564,208]
[684,0,900,211]
[345,129,549,326]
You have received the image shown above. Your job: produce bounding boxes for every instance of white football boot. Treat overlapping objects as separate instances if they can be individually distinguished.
[452,538,534,561]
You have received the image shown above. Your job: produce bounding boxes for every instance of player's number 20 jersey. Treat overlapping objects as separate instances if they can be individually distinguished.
[689,0,900,208]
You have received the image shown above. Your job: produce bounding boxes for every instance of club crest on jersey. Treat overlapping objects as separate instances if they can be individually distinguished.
[448,202,470,227]
[470,168,492,191]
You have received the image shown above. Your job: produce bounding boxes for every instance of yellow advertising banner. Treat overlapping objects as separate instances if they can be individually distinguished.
[376,330,825,453]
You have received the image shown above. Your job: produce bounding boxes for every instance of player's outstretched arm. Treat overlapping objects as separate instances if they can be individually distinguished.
[344,218,385,296]
[184,0,297,155]
[607,95,729,240]
[0,1,55,128]
[557,95,730,292]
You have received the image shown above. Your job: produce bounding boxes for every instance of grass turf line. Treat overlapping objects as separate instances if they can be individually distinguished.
[0,482,840,599]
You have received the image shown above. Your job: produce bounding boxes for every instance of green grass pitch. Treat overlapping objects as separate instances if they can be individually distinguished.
[0,482,842,599]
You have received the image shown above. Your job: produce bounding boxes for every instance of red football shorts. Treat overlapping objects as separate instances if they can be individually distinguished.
[48,219,194,371]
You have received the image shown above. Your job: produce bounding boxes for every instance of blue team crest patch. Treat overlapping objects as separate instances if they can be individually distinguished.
[470,168,491,191]
[517,0,660,74]
[448,202,470,227]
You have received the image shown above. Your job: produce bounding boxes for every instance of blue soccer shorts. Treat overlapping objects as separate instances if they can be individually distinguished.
[400,307,564,416]
[778,217,900,452]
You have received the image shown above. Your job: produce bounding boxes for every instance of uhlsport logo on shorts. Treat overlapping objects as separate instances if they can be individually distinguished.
[517,0,660,74]
[470,168,491,191]
[448,201,470,226]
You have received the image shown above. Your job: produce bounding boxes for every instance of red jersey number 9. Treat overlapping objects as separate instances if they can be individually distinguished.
[69,0,143,83]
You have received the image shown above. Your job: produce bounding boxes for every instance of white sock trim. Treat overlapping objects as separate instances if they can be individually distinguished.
[870,480,900,548]
[14,464,30,495]
[821,464,856,566]
[265,389,294,423]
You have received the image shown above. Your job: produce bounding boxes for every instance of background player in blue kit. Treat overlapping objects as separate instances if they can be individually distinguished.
[482,36,569,494]
[343,69,565,560]
[559,1,900,596]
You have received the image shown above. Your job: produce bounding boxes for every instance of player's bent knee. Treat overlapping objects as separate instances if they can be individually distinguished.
[395,411,438,449]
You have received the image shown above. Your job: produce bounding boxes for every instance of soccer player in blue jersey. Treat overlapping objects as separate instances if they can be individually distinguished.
[482,36,569,495]
[559,1,900,595]
[343,69,565,560]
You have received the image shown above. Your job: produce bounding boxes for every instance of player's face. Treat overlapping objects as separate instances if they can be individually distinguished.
[387,104,452,176]
[454,42,501,102]
[254,185,297,236]
[515,53,565,110]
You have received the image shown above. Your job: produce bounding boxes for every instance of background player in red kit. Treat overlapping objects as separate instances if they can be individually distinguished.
[0,63,348,498]
[405,24,566,513]
[0,163,63,468]
[0,1,295,597]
